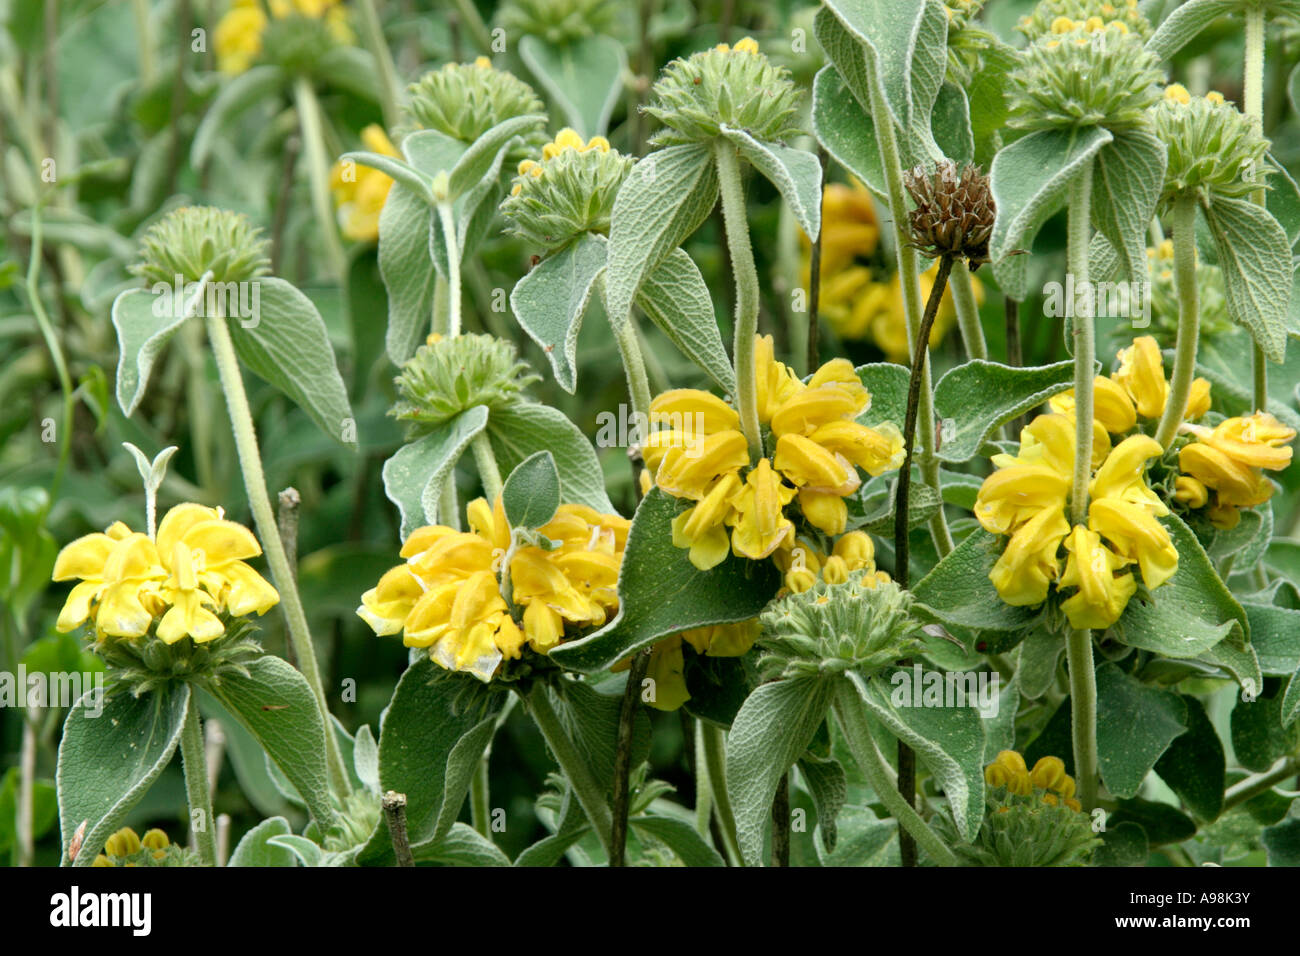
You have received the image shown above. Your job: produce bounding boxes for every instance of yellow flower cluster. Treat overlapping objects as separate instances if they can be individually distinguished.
[714,36,760,55]
[1178,413,1296,529]
[213,0,352,74]
[801,182,974,359]
[771,529,889,594]
[617,619,761,712]
[330,125,399,242]
[977,346,1184,629]
[1047,11,1135,39]
[511,127,611,195]
[1162,83,1225,106]
[92,827,171,867]
[357,497,629,680]
[52,504,279,644]
[985,751,1082,812]
[645,335,903,570]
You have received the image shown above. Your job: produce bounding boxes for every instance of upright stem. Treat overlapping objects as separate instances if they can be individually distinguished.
[1155,194,1200,448]
[806,147,829,375]
[610,650,650,867]
[471,432,503,501]
[25,203,74,499]
[17,713,36,866]
[700,722,743,866]
[204,312,350,795]
[131,0,154,85]
[613,319,653,447]
[181,693,217,866]
[435,200,462,337]
[470,760,491,838]
[864,61,952,557]
[949,260,988,361]
[1244,8,1269,414]
[450,0,493,53]
[832,680,957,866]
[714,140,762,458]
[1065,163,1099,813]
[525,684,614,858]
[356,0,401,130]
[896,255,954,589]
[293,77,348,282]
[770,773,791,866]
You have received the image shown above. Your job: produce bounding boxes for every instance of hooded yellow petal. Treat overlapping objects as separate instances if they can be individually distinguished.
[1059,524,1137,630]
[156,503,222,561]
[1088,497,1178,589]
[774,433,860,495]
[974,464,1070,535]
[655,430,749,500]
[1113,336,1168,419]
[798,490,848,536]
[988,505,1069,607]
[649,389,740,435]
[1090,434,1168,516]
[728,459,796,560]
[52,533,116,582]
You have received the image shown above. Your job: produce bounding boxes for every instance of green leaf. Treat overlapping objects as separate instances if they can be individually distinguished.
[1197,630,1263,694]
[1283,668,1300,729]
[509,233,606,393]
[812,66,885,198]
[401,128,468,180]
[314,45,382,101]
[1095,663,1188,799]
[1262,809,1300,867]
[486,402,615,515]
[191,65,284,168]
[413,822,511,866]
[1114,513,1248,658]
[57,684,189,867]
[636,248,736,394]
[343,150,431,200]
[549,489,779,673]
[912,527,1041,633]
[726,677,837,867]
[514,789,590,866]
[1145,0,1235,61]
[720,125,822,240]
[382,405,489,538]
[353,724,379,793]
[818,0,935,133]
[816,804,897,866]
[550,679,651,792]
[1017,630,1063,701]
[519,33,626,138]
[932,81,974,167]
[631,813,726,866]
[932,359,1077,462]
[501,450,561,530]
[1249,602,1300,677]
[1109,797,1196,846]
[1091,127,1167,286]
[1092,821,1147,866]
[1203,195,1293,362]
[846,471,941,534]
[1154,695,1225,822]
[855,362,910,429]
[230,277,355,442]
[989,126,1114,300]
[378,182,437,364]
[449,114,546,200]
[206,655,338,830]
[227,816,296,867]
[112,286,194,416]
[967,39,1018,169]
[0,768,57,856]
[1231,692,1299,772]
[605,143,718,327]
[853,669,987,841]
[266,833,324,867]
[1265,156,1300,254]
[797,754,848,853]
[357,659,498,863]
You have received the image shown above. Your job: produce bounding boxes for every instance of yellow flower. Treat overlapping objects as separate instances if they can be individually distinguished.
[656,430,750,500]
[358,497,628,679]
[1059,525,1137,629]
[1089,435,1168,515]
[1113,335,1168,419]
[985,750,1031,795]
[1088,498,1178,589]
[671,473,742,570]
[331,125,399,242]
[975,465,1071,537]
[104,827,143,858]
[988,505,1070,606]
[638,635,691,711]
[1178,412,1295,513]
[214,0,269,74]
[1173,475,1208,509]
[52,504,276,643]
[1049,376,1137,434]
[729,458,796,561]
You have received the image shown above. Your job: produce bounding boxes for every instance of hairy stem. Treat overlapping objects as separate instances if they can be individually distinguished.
[181,693,217,866]
[525,684,614,858]
[1223,756,1298,811]
[806,146,829,374]
[471,432,503,502]
[435,200,463,337]
[292,77,347,281]
[382,791,415,866]
[1244,7,1269,413]
[832,680,957,867]
[864,58,952,557]
[1155,193,1200,448]
[356,0,401,130]
[610,650,650,866]
[700,722,743,866]
[470,760,491,838]
[25,203,74,498]
[1066,629,1099,811]
[204,312,350,795]
[714,140,762,457]
[949,259,988,361]
[613,317,653,447]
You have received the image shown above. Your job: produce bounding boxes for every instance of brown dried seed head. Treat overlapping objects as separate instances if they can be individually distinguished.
[903,161,996,268]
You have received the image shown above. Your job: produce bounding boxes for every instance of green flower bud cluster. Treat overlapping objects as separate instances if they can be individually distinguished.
[94,614,265,698]
[324,790,383,852]
[938,796,1101,866]
[500,129,634,254]
[645,38,803,147]
[944,0,988,33]
[1016,0,1151,43]
[131,207,271,286]
[1153,90,1271,207]
[1007,26,1162,132]
[403,59,548,149]
[393,333,539,432]
[498,0,615,45]
[260,12,340,75]
[758,572,926,681]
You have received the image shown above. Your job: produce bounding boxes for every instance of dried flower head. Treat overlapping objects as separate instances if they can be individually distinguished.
[903,160,996,267]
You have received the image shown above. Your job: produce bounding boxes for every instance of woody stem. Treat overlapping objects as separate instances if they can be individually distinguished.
[1155,193,1200,449]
